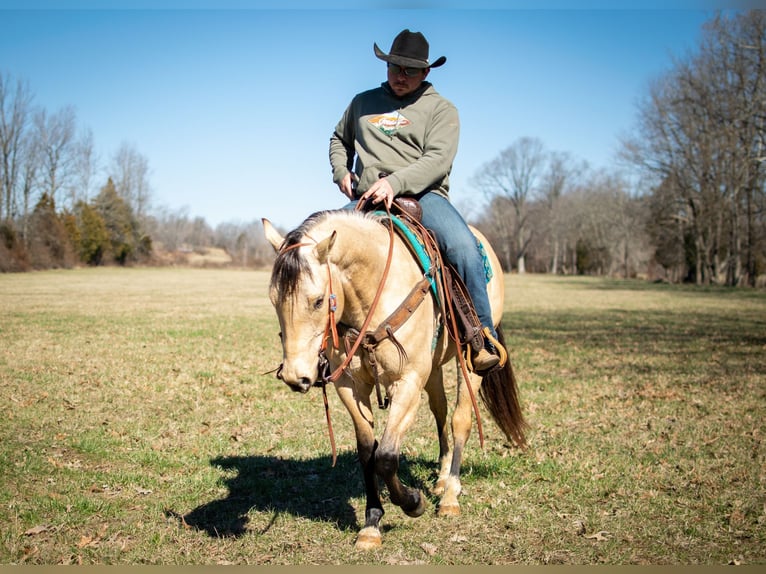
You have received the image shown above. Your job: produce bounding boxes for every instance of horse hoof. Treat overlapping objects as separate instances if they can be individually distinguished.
[355,527,382,550]
[437,502,460,517]
[403,493,427,518]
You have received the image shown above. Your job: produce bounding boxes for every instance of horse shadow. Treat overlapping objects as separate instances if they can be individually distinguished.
[171,451,434,538]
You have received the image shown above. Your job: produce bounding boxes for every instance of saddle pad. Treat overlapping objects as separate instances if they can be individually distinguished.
[384,213,439,299]
[380,213,493,299]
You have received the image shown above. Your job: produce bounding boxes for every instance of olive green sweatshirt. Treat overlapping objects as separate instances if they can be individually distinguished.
[329,81,459,199]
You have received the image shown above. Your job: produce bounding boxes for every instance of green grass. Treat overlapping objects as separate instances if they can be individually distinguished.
[0,268,764,564]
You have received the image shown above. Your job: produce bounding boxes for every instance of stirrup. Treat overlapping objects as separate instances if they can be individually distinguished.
[481,327,508,368]
[467,327,507,373]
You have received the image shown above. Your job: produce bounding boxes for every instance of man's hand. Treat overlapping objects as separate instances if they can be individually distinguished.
[360,177,395,209]
[338,172,358,200]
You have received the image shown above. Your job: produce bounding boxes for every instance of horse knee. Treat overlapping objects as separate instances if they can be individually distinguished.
[374,443,426,517]
[374,444,398,479]
[358,438,377,464]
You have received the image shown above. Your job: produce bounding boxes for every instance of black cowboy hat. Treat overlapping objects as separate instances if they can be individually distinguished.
[374,29,446,69]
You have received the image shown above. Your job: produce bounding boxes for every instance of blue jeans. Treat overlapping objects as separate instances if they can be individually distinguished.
[343,191,497,339]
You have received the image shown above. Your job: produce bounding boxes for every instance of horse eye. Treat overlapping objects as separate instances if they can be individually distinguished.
[313,297,324,310]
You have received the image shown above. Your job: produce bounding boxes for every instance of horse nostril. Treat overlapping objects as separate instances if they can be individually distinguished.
[297,378,312,393]
[276,364,284,380]
[280,374,312,394]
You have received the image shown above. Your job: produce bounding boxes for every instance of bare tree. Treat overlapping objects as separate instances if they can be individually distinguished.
[69,127,98,207]
[18,128,40,246]
[0,72,33,222]
[34,105,77,210]
[473,137,546,273]
[110,141,151,222]
[717,11,766,287]
[214,219,274,268]
[143,205,189,252]
[474,195,515,271]
[539,152,586,274]
[622,10,766,285]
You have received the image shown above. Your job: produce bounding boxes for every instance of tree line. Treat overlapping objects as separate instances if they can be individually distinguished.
[472,11,765,286]
[0,75,273,272]
[0,75,156,272]
[471,142,650,278]
[2,11,764,286]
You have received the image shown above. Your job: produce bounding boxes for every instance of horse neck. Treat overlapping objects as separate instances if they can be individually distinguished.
[322,215,412,326]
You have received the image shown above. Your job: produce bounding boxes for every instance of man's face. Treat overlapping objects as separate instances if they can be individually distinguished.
[387,63,429,97]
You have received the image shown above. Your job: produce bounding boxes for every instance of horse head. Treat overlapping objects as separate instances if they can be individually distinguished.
[263,217,340,393]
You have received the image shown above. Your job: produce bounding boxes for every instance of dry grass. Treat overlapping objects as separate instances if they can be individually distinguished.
[0,268,764,565]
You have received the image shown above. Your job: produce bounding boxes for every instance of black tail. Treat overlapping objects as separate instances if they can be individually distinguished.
[479,325,527,448]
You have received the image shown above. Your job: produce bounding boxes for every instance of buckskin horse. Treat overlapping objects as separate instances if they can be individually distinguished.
[263,208,525,549]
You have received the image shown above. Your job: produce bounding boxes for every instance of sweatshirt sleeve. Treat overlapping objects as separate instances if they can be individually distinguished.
[387,98,459,196]
[329,102,356,185]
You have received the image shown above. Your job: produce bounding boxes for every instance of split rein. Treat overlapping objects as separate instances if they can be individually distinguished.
[273,203,485,466]
[274,203,396,466]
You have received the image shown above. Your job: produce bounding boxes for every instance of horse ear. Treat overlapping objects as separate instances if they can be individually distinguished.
[262,218,284,252]
[315,231,337,264]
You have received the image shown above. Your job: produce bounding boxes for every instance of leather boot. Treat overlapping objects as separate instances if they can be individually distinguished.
[472,341,500,372]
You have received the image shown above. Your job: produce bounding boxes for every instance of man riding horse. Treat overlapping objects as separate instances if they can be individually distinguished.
[329,28,505,374]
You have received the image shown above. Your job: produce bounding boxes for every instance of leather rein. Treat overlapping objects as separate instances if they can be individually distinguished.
[279,203,484,466]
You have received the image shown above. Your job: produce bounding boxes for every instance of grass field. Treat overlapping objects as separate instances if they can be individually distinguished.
[1,268,764,565]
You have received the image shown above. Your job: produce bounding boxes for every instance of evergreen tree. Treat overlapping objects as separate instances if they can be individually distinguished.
[27,192,75,269]
[72,201,109,265]
[92,177,140,265]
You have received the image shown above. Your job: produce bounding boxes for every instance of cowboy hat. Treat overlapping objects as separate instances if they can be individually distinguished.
[374,29,446,69]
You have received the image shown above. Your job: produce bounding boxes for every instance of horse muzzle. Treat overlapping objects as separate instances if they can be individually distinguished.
[275,363,314,394]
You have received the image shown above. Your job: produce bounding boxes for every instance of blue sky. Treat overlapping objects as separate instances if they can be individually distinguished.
[1,3,726,230]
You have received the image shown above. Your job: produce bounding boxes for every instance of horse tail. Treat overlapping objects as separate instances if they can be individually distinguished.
[479,325,527,448]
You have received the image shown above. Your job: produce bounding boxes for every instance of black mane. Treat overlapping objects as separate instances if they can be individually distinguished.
[269,209,387,304]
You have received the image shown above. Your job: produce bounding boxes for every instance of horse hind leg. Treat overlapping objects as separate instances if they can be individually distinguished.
[437,364,477,517]
[425,367,451,496]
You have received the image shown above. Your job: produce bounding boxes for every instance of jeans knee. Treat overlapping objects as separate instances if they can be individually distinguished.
[443,237,480,263]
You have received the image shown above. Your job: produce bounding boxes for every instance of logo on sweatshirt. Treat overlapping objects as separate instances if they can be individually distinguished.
[368,111,410,136]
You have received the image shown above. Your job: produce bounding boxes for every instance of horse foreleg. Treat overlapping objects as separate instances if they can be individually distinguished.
[376,378,427,519]
[334,379,383,549]
[356,438,384,549]
[424,367,451,496]
[437,368,479,517]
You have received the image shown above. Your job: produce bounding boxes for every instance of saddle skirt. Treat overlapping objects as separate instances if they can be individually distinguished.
[376,200,491,353]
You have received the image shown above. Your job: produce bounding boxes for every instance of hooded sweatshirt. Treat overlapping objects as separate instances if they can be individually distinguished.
[329,81,459,199]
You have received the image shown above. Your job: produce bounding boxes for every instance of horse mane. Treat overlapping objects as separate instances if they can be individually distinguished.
[270,209,385,305]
